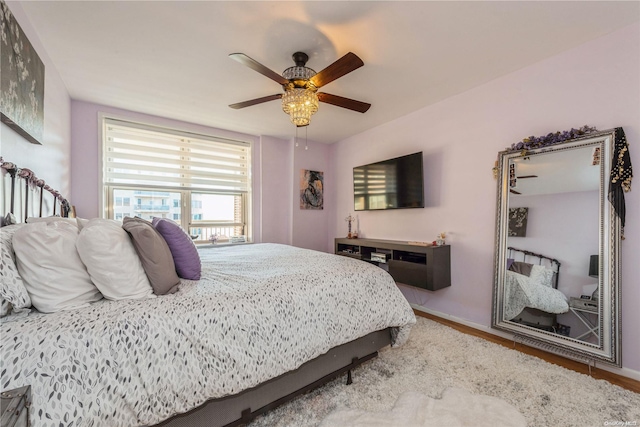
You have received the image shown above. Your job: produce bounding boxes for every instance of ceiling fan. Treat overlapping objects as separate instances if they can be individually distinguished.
[228,51,371,127]
[509,175,538,194]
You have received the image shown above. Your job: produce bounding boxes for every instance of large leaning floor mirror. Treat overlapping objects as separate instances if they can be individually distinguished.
[492,127,632,367]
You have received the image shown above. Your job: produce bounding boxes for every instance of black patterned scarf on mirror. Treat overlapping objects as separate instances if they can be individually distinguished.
[609,127,633,239]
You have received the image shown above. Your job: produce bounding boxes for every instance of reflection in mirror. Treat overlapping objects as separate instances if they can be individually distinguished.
[493,128,629,367]
[506,146,600,344]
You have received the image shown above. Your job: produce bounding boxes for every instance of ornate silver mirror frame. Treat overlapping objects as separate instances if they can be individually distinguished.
[492,128,622,367]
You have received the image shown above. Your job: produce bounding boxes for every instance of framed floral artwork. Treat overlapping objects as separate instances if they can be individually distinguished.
[1,2,45,145]
[508,207,528,237]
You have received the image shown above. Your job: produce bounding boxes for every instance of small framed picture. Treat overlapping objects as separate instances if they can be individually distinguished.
[592,146,601,166]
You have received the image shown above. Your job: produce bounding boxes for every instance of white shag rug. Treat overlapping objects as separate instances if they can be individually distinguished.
[319,388,527,427]
[248,317,640,427]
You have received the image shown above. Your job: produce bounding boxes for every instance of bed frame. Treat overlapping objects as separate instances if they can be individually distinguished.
[156,329,391,427]
[1,160,394,426]
[507,247,563,333]
[508,246,561,289]
[1,158,71,222]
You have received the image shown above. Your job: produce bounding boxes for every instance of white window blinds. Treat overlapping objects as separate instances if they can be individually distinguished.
[103,118,250,192]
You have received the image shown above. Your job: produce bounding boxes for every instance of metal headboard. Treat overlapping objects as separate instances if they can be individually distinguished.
[1,158,70,222]
[507,246,561,289]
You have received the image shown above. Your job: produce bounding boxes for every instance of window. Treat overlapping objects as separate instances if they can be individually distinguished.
[191,193,244,237]
[103,118,251,242]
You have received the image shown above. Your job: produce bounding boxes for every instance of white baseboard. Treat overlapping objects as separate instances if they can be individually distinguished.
[411,304,640,382]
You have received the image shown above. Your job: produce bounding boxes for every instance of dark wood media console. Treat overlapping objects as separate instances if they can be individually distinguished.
[334,238,451,291]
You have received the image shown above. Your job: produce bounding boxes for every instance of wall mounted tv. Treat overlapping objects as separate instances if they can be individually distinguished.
[354,152,424,211]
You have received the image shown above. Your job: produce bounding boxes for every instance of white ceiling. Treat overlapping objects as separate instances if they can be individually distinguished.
[17,1,640,144]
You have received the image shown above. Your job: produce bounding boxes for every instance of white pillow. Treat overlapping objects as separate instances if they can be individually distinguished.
[76,219,154,300]
[0,223,31,315]
[12,222,103,313]
[76,217,90,230]
[529,264,555,288]
[27,216,79,228]
[27,216,90,231]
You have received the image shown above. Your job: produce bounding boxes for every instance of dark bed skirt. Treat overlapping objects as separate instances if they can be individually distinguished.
[153,328,392,427]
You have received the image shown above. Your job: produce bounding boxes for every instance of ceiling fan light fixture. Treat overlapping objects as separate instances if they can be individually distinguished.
[229,51,370,124]
[282,88,319,127]
[282,65,316,80]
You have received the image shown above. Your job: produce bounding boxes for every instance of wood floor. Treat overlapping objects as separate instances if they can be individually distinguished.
[414,310,640,394]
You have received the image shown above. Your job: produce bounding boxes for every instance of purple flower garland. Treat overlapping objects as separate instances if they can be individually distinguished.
[509,125,598,152]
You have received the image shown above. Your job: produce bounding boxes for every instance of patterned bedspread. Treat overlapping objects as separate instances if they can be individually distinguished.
[1,243,416,426]
[503,270,569,320]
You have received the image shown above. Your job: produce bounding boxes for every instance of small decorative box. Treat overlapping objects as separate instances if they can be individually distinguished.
[1,386,31,427]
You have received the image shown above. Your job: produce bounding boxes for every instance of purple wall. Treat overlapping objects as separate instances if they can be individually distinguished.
[292,139,332,252]
[330,23,640,374]
[69,101,332,250]
[260,135,293,245]
[69,101,263,241]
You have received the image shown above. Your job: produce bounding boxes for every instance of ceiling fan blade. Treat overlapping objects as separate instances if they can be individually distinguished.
[229,94,283,109]
[317,92,371,113]
[310,52,364,88]
[229,53,289,86]
[516,175,538,179]
[510,189,522,195]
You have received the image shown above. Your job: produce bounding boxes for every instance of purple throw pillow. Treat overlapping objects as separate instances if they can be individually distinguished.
[152,218,201,280]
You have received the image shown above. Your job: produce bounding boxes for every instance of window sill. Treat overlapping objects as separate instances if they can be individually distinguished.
[196,241,252,248]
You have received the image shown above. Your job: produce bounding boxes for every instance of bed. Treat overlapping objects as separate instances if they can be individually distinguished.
[504,247,569,331]
[0,161,416,426]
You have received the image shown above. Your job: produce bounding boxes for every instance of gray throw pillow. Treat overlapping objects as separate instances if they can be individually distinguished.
[509,261,533,277]
[122,217,181,295]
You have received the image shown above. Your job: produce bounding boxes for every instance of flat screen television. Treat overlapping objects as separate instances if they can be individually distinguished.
[353,152,424,211]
